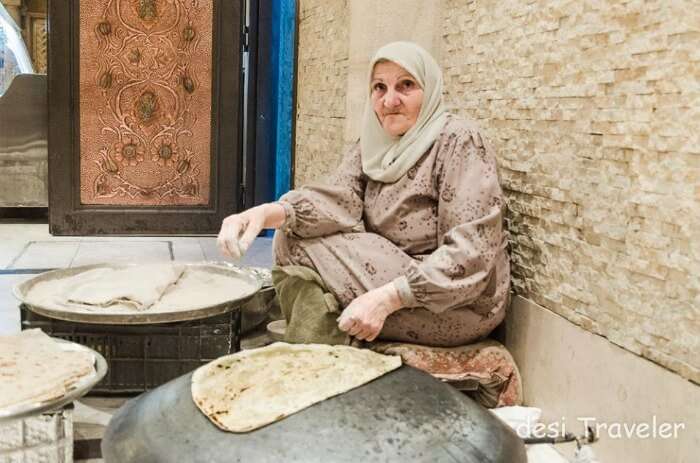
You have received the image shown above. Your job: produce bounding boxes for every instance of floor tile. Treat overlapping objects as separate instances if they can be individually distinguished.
[77,235,181,241]
[0,274,32,335]
[0,223,51,242]
[198,237,223,262]
[199,236,273,268]
[241,237,274,268]
[0,223,75,242]
[9,241,80,269]
[0,240,28,268]
[171,238,205,262]
[71,241,172,267]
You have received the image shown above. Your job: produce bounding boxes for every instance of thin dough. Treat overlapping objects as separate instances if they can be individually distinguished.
[191,342,402,433]
[151,267,257,311]
[66,264,185,310]
[0,329,95,409]
[24,264,184,312]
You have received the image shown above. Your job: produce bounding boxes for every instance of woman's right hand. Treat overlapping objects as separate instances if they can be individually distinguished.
[216,203,286,260]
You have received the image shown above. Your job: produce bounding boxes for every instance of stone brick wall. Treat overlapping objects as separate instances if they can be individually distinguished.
[439,0,698,383]
[293,0,699,383]
[293,0,350,187]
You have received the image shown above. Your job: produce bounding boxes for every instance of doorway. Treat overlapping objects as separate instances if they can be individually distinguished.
[48,0,247,234]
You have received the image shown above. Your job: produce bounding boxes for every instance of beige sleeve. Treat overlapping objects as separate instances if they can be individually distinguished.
[277,143,367,239]
[392,129,508,313]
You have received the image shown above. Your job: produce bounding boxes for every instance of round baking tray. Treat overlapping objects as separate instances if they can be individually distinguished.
[13,263,264,325]
[212,263,275,333]
[0,338,108,423]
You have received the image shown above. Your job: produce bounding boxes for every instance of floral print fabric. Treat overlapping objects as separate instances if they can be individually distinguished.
[274,115,510,346]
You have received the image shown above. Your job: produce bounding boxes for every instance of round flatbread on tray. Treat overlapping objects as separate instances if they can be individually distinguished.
[0,329,96,410]
[14,263,263,324]
[191,342,402,433]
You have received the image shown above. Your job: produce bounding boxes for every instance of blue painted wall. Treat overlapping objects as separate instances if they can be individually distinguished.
[252,0,296,235]
[273,0,295,200]
[256,0,295,203]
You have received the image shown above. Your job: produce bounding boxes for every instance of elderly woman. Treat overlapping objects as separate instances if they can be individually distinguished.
[217,42,509,347]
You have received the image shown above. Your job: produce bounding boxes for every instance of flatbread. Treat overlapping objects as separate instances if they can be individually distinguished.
[24,264,185,312]
[151,267,258,312]
[66,264,185,310]
[191,342,402,433]
[0,329,95,409]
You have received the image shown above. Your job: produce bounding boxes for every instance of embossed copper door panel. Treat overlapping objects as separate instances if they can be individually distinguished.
[49,0,243,234]
[79,0,213,207]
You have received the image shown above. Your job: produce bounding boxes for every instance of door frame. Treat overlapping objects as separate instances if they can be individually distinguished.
[244,0,297,210]
[48,0,245,235]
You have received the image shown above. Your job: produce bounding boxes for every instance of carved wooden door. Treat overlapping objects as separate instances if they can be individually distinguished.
[48,0,244,234]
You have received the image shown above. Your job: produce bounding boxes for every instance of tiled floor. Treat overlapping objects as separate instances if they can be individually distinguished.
[0,273,31,335]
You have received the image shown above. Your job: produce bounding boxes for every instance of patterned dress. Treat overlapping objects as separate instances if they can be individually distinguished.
[273,115,510,347]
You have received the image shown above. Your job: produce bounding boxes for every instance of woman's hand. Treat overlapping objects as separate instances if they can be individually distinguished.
[217,203,286,260]
[337,282,404,342]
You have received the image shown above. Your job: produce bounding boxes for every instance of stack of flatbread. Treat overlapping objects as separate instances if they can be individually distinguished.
[65,264,186,311]
[151,265,255,312]
[191,342,402,433]
[0,329,95,409]
[22,264,258,314]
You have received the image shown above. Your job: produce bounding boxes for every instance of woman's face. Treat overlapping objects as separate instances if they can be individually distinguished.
[370,61,423,137]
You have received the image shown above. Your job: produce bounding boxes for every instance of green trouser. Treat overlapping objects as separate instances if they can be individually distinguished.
[271,265,350,345]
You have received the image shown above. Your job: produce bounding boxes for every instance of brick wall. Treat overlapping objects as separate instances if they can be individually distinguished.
[293,0,350,187]
[439,0,699,383]
[293,0,699,383]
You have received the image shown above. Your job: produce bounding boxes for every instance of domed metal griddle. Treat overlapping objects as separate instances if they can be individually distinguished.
[102,365,526,463]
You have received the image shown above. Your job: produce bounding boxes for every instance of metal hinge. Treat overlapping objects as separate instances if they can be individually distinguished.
[242,25,249,53]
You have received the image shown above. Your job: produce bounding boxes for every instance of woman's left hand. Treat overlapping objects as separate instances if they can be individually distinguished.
[337,283,403,342]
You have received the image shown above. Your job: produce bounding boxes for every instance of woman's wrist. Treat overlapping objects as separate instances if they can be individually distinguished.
[390,275,417,308]
[381,281,404,315]
[262,202,287,229]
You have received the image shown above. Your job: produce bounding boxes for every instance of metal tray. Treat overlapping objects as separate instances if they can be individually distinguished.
[13,263,264,325]
[212,263,275,333]
[0,338,108,423]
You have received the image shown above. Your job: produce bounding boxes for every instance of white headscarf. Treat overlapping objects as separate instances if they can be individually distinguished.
[360,41,447,183]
